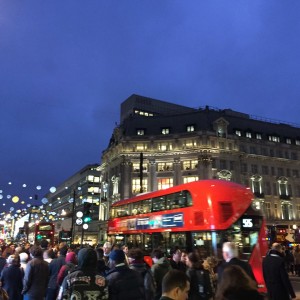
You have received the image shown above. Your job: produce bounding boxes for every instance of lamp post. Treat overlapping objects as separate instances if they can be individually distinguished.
[70,187,81,243]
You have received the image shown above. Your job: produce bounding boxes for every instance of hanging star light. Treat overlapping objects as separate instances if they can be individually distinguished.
[12,196,19,203]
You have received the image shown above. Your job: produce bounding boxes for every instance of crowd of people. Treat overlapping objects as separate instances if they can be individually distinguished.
[0,239,299,300]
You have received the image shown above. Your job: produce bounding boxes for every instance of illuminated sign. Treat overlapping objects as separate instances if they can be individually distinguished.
[241,216,261,231]
[162,213,184,228]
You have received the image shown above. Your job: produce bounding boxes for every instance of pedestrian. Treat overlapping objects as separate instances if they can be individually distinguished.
[57,247,108,300]
[57,251,77,286]
[169,247,186,272]
[22,245,49,300]
[151,248,172,300]
[46,242,68,300]
[0,254,23,300]
[215,265,264,300]
[19,251,29,271]
[103,242,112,267]
[106,249,145,299]
[128,248,156,300]
[186,252,212,300]
[159,269,190,300]
[263,242,297,300]
[217,242,255,283]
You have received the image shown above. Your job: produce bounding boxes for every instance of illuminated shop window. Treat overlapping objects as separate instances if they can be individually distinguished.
[157,178,173,190]
[132,178,148,194]
[157,162,173,172]
[182,160,198,170]
[183,176,199,183]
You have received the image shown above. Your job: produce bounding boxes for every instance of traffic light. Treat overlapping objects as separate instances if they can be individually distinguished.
[83,202,92,223]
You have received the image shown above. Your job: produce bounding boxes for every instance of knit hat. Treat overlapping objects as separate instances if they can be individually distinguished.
[66,251,77,264]
[109,249,125,263]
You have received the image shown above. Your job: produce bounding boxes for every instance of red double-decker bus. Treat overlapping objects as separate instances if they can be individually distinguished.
[108,180,268,292]
[28,222,55,246]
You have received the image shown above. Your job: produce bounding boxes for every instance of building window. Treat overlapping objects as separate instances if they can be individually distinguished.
[291,152,298,160]
[261,148,268,156]
[184,140,197,148]
[250,146,256,154]
[293,170,299,178]
[271,167,276,176]
[136,129,145,136]
[186,125,195,132]
[269,135,280,143]
[273,183,278,196]
[297,204,300,219]
[134,109,154,117]
[220,160,227,170]
[235,130,241,137]
[88,186,100,194]
[157,178,173,190]
[219,142,225,149]
[282,204,290,220]
[274,203,278,218]
[278,176,289,199]
[286,138,292,144]
[88,175,100,183]
[286,169,290,177]
[132,163,148,172]
[262,165,269,175]
[265,202,271,219]
[246,132,252,138]
[132,178,148,194]
[241,163,248,173]
[161,128,170,135]
[183,160,198,170]
[217,170,232,181]
[251,164,258,174]
[265,181,271,195]
[296,140,300,146]
[158,143,173,151]
[256,133,262,140]
[250,175,262,195]
[278,168,284,177]
[135,143,147,151]
[183,176,199,183]
[285,151,290,159]
[157,162,173,172]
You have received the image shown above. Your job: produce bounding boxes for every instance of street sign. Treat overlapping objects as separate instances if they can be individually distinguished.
[76,218,83,225]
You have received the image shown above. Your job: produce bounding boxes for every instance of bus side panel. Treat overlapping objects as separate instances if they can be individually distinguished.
[249,219,268,293]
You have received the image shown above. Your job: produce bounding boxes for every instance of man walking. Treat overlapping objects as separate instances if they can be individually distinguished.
[263,243,297,300]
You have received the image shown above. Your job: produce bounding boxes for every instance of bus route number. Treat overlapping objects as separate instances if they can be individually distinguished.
[242,218,253,228]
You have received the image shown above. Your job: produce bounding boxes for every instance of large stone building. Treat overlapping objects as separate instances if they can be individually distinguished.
[99,94,300,242]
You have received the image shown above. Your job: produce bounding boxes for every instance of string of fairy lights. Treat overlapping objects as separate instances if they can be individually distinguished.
[0,181,60,223]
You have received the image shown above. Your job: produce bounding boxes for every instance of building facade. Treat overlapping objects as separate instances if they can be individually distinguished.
[44,164,101,245]
[99,94,300,243]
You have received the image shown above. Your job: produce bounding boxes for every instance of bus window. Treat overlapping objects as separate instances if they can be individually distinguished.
[152,196,166,212]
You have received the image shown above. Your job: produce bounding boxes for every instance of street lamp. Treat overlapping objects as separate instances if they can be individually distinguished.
[70,187,81,243]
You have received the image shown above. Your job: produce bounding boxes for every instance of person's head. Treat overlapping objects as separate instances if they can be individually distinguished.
[203,256,218,271]
[59,242,68,256]
[128,248,144,263]
[19,252,29,263]
[40,239,49,250]
[186,252,202,269]
[215,265,257,300]
[161,270,190,300]
[151,248,164,263]
[181,250,188,265]
[96,248,104,260]
[122,245,128,255]
[170,247,182,263]
[109,249,125,268]
[103,242,112,255]
[271,242,283,253]
[7,254,20,266]
[25,242,31,250]
[43,249,56,260]
[30,245,43,258]
[222,242,238,261]
[15,246,23,254]
[66,251,77,264]
[77,248,97,272]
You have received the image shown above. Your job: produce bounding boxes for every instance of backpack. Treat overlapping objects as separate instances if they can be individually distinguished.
[194,269,212,300]
[141,267,156,299]
[61,271,108,300]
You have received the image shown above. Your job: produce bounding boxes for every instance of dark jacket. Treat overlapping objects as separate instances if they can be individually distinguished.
[263,249,296,300]
[48,255,66,289]
[22,256,49,299]
[218,257,255,283]
[186,267,212,300]
[129,260,156,300]
[151,257,172,300]
[223,288,264,300]
[106,264,145,300]
[1,264,23,300]
[0,257,7,274]
[170,259,186,272]
[58,248,108,300]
